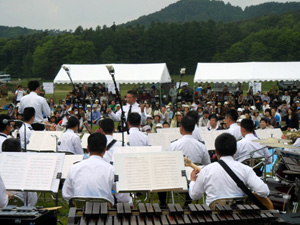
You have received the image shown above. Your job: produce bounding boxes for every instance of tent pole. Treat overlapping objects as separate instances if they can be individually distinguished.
[160,83,162,105]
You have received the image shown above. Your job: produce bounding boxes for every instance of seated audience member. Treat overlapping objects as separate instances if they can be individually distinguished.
[128,113,149,146]
[58,117,84,154]
[0,114,11,153]
[235,119,272,164]
[62,133,132,205]
[189,133,270,206]
[167,116,210,165]
[162,122,170,128]
[19,107,35,149]
[225,109,242,140]
[259,118,272,130]
[98,118,122,163]
[208,115,221,131]
[2,138,38,206]
[199,110,209,127]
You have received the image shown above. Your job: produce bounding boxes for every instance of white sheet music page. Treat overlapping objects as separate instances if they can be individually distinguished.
[114,151,187,192]
[113,133,128,145]
[200,130,228,150]
[62,155,84,179]
[50,153,65,192]
[81,133,90,149]
[27,131,63,151]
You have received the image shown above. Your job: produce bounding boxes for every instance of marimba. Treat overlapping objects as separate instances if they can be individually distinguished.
[68,202,280,225]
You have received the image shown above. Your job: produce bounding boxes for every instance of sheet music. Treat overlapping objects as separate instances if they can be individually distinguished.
[81,133,90,149]
[156,128,180,133]
[62,155,84,179]
[200,130,229,150]
[255,128,283,140]
[276,149,300,172]
[27,131,63,151]
[148,133,182,151]
[114,151,187,192]
[0,152,64,192]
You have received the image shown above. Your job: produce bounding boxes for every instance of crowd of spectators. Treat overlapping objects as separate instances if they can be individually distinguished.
[2,82,300,134]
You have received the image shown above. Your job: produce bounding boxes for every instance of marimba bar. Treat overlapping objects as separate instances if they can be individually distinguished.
[68,202,279,225]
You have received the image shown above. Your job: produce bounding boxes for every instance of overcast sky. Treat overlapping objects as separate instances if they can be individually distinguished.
[0,0,299,30]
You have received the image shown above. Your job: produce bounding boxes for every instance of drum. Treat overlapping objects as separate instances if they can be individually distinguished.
[275,161,300,183]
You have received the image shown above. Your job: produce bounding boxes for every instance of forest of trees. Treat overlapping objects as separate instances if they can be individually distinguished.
[1,8,300,79]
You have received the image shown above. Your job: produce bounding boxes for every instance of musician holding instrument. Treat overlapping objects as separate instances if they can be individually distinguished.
[235,119,272,164]
[189,133,270,206]
[62,133,132,205]
[58,117,84,155]
[18,81,51,131]
[127,113,149,146]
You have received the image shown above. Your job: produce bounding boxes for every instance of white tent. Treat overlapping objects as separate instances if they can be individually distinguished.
[54,63,171,84]
[194,62,300,83]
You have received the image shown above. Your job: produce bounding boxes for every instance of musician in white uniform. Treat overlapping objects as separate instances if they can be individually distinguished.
[98,118,123,163]
[225,109,242,140]
[189,133,270,206]
[186,111,203,142]
[0,175,8,208]
[128,113,149,146]
[235,119,272,164]
[107,90,146,126]
[58,117,84,154]
[167,116,210,165]
[18,81,51,131]
[62,133,132,205]
[0,114,11,153]
[19,107,35,149]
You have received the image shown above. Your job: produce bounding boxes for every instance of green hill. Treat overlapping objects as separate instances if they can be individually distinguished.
[123,0,300,26]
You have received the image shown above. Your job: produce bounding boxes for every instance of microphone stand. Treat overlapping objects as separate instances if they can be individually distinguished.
[107,66,128,147]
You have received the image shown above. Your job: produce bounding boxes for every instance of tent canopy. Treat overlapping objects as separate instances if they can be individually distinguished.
[194,62,300,83]
[54,63,171,84]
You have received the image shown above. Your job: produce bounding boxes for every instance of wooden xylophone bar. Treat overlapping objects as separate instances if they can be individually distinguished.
[67,202,280,225]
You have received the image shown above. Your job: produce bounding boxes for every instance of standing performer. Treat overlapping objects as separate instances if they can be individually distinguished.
[18,81,51,131]
[127,113,149,146]
[107,90,146,128]
[0,114,11,153]
[225,109,242,140]
[19,107,35,150]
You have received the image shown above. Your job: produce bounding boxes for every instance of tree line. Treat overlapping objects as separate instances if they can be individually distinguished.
[1,10,300,80]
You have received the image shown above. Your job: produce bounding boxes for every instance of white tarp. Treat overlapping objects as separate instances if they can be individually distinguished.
[54,63,171,84]
[194,62,300,83]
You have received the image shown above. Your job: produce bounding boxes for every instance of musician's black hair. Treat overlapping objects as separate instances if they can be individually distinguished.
[128,113,141,127]
[225,109,238,122]
[240,119,254,133]
[186,111,199,125]
[2,138,21,152]
[209,114,218,121]
[127,90,137,98]
[28,80,40,91]
[23,107,35,122]
[88,133,107,153]
[66,116,79,129]
[99,118,114,134]
[0,114,10,132]
[215,133,236,156]
[180,116,195,133]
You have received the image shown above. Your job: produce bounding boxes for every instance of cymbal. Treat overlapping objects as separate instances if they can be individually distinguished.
[283,170,300,175]
[264,143,297,149]
[252,137,293,144]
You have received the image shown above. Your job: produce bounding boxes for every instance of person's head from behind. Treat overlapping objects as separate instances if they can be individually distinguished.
[215,133,237,158]
[0,114,11,135]
[99,118,115,135]
[128,112,141,128]
[186,111,199,126]
[66,116,79,130]
[87,133,107,156]
[180,116,195,135]
[28,80,40,93]
[225,109,238,126]
[240,119,254,136]
[23,107,35,123]
[126,90,137,105]
[2,138,21,152]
